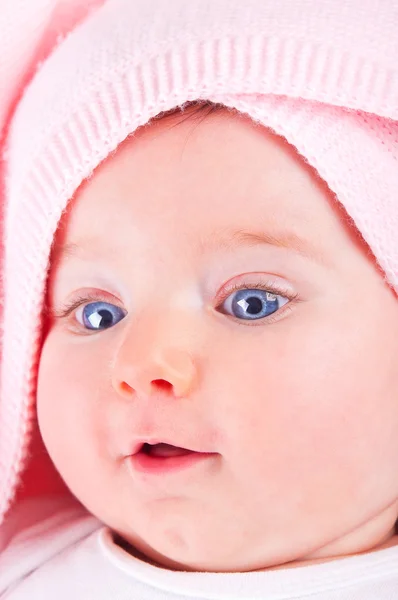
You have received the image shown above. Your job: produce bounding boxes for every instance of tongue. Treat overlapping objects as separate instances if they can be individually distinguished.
[148,443,193,458]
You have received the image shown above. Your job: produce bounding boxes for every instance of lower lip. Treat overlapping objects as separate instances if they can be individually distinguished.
[129,451,215,475]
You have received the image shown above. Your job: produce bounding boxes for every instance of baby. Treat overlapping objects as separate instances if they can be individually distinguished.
[39,98,398,572]
[1,0,398,597]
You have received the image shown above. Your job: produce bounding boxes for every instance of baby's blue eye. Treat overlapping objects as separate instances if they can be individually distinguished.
[220,288,288,321]
[77,301,127,330]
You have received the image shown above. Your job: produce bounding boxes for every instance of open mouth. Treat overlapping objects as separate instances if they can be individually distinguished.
[140,442,195,458]
[129,442,215,476]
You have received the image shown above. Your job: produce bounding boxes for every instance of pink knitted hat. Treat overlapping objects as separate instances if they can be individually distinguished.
[1,0,398,525]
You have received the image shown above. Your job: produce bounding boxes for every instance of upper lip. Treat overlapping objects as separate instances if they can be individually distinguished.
[129,438,211,456]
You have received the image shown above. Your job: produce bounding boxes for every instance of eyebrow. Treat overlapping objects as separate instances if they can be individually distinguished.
[53,227,326,266]
[197,227,326,265]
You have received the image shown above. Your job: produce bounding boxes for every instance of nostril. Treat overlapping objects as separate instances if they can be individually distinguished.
[152,379,173,392]
[120,381,133,394]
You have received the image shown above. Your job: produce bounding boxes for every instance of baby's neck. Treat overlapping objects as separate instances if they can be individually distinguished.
[112,532,398,573]
[266,533,398,572]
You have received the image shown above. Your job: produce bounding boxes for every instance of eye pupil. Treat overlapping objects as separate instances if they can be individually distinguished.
[246,296,263,315]
[97,309,113,327]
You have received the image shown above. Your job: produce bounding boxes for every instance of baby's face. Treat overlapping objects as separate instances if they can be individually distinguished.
[37,107,398,573]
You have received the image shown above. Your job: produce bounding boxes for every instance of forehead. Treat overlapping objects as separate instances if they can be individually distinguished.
[54,108,353,263]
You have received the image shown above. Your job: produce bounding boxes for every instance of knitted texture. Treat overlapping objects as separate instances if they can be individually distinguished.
[1,0,398,524]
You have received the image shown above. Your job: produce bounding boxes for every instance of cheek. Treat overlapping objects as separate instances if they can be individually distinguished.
[36,332,111,491]
[210,305,398,491]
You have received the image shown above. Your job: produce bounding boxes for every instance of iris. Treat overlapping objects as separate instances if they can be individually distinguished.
[81,302,126,330]
[229,290,280,320]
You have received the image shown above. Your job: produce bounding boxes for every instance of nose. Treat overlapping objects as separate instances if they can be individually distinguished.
[111,325,198,399]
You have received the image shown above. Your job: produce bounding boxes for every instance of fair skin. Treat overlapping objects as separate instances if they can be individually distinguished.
[37,105,398,573]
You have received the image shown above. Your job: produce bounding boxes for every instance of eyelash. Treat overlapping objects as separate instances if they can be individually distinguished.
[52,280,300,327]
[50,291,117,320]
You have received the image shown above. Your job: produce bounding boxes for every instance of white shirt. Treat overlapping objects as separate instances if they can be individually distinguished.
[1,495,398,599]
